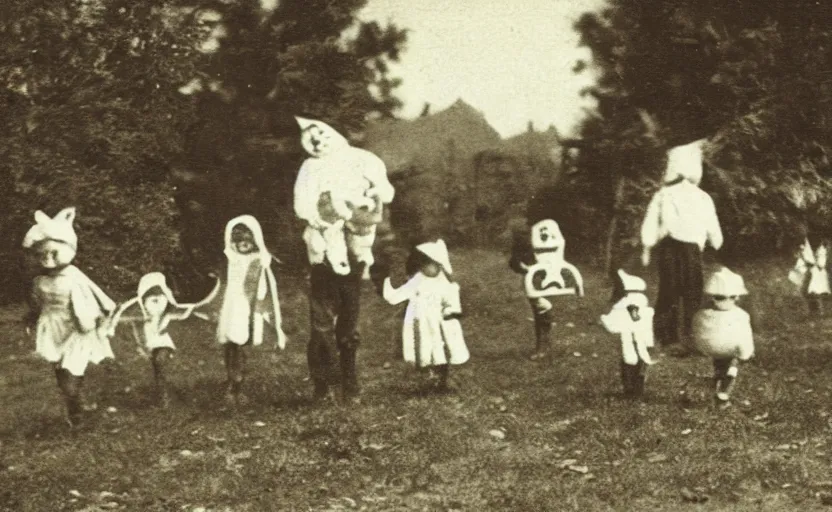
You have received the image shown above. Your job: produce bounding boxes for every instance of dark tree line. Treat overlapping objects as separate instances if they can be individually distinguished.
[0,0,407,302]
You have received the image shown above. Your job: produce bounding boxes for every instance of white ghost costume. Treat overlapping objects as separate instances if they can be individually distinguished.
[600,270,655,366]
[788,238,831,296]
[109,272,196,353]
[194,215,287,348]
[293,116,394,274]
[382,240,469,368]
[524,219,585,313]
[24,208,116,376]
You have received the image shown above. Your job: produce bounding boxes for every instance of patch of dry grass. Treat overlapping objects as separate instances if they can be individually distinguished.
[2,249,832,511]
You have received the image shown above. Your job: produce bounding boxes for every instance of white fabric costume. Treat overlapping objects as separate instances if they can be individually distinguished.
[110,272,196,352]
[640,140,723,263]
[24,208,116,376]
[788,238,831,295]
[382,240,469,368]
[523,219,584,313]
[293,116,394,273]
[692,267,754,360]
[195,215,286,348]
[600,270,655,366]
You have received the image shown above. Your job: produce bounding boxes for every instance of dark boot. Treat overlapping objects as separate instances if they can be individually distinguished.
[339,347,359,399]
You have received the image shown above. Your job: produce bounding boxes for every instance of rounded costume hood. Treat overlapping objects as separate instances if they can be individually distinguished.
[703,266,748,296]
[137,272,177,317]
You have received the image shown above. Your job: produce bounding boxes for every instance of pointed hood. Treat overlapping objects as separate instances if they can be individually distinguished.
[22,207,78,249]
[664,139,705,185]
[416,239,452,275]
[617,269,647,292]
[295,116,349,158]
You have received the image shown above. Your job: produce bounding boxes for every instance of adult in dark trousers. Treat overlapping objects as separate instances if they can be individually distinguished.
[293,116,395,401]
[640,139,723,355]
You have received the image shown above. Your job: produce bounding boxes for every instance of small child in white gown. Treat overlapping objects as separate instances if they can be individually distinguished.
[382,239,469,392]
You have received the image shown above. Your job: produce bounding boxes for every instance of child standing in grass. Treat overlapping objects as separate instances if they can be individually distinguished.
[381,239,469,392]
[600,269,655,399]
[195,215,286,405]
[109,272,196,408]
[788,235,830,318]
[509,219,584,360]
[692,267,754,408]
[23,207,116,426]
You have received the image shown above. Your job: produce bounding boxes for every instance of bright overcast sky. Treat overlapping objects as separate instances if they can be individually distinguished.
[358,0,607,138]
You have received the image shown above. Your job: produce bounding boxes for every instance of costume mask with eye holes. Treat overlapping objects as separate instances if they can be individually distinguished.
[524,219,584,299]
[23,207,79,270]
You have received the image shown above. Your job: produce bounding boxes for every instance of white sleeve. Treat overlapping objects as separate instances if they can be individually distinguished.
[382,275,420,305]
[294,160,319,224]
[364,153,395,204]
[640,191,662,249]
[704,194,723,250]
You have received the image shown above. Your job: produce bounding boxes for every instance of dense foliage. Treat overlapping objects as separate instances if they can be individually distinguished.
[0,0,407,302]
[571,0,832,267]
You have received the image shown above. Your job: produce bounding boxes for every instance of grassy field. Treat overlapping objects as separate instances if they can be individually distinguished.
[3,248,832,511]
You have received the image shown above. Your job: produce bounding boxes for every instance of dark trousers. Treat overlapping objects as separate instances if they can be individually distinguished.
[308,262,365,397]
[654,238,703,346]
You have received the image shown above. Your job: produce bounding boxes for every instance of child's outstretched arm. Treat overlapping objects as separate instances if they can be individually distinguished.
[382,275,419,305]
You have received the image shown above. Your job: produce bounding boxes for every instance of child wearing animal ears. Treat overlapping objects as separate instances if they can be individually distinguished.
[194,215,286,406]
[109,272,196,408]
[22,207,116,427]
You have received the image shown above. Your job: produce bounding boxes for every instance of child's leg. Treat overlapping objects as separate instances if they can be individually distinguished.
[808,294,823,317]
[530,300,553,359]
[223,343,244,401]
[712,357,733,402]
[719,357,739,397]
[55,366,83,425]
[620,362,635,397]
[346,227,376,267]
[151,348,174,407]
[633,360,647,398]
[435,364,451,392]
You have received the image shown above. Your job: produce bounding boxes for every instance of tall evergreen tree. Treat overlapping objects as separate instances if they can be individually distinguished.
[572,0,832,265]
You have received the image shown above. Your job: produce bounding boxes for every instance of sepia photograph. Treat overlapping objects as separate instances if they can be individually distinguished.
[1,0,831,510]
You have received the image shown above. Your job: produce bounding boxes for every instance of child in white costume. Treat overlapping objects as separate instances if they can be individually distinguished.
[788,237,830,317]
[600,270,655,399]
[109,272,197,407]
[293,116,394,274]
[510,219,584,360]
[23,207,116,426]
[195,215,286,405]
[382,239,469,392]
[692,267,754,407]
